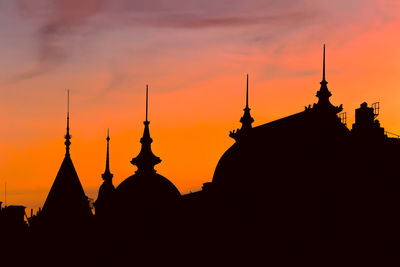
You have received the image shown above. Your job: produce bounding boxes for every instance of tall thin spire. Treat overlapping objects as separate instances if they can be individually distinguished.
[230,74,255,141]
[240,73,254,130]
[65,89,71,156]
[145,84,149,122]
[246,74,249,109]
[102,129,113,181]
[316,44,331,102]
[322,44,326,82]
[131,85,161,173]
[314,44,343,114]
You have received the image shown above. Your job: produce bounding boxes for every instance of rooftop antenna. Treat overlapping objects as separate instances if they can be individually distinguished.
[5,182,7,207]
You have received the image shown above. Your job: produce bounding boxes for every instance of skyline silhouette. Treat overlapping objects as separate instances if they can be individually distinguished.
[1,45,400,212]
[2,1,400,212]
[2,44,400,266]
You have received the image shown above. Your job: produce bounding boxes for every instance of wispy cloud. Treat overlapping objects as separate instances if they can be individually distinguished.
[8,0,317,80]
[4,0,399,83]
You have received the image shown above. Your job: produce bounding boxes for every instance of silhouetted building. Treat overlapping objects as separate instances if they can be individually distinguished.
[5,45,400,267]
[114,85,181,229]
[94,129,115,218]
[229,74,254,141]
[208,45,400,266]
[351,102,385,140]
[40,92,92,230]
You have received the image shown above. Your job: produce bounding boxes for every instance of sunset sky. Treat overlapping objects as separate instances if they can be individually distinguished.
[1,0,400,211]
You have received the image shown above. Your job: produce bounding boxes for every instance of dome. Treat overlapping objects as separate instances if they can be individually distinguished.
[115,172,181,207]
[113,86,181,225]
[212,109,351,197]
[113,172,180,228]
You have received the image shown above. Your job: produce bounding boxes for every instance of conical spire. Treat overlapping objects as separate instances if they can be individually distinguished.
[102,129,113,181]
[42,89,92,222]
[240,74,254,130]
[65,89,71,156]
[314,44,343,114]
[322,43,326,82]
[130,85,161,173]
[316,44,332,104]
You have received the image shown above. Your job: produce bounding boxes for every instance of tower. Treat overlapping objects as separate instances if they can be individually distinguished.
[41,90,92,229]
[114,84,180,227]
[130,84,161,173]
[314,44,343,114]
[230,74,254,140]
[95,129,116,217]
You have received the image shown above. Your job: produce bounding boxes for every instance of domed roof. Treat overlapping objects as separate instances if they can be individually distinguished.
[213,50,350,195]
[113,85,180,222]
[115,172,180,207]
[212,82,350,199]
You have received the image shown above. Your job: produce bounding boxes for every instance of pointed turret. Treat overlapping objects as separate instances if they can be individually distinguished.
[240,74,254,130]
[230,74,255,140]
[95,129,115,218]
[130,85,161,173]
[65,89,71,156]
[314,44,343,114]
[102,129,113,182]
[41,90,92,228]
[113,85,180,228]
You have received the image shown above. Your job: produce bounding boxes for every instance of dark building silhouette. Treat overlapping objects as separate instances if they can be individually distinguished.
[114,85,181,229]
[39,91,92,230]
[229,73,254,140]
[94,129,115,218]
[0,205,27,233]
[3,45,400,267]
[206,45,400,266]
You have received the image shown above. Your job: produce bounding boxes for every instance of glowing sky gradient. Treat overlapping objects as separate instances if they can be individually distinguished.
[1,0,400,211]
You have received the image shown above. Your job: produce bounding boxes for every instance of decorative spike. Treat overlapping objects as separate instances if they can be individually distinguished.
[64,89,71,156]
[67,89,70,134]
[146,84,149,122]
[246,74,249,108]
[130,84,161,173]
[240,74,254,130]
[102,128,113,181]
[314,45,343,114]
[105,129,110,172]
[322,44,326,82]
[67,89,70,117]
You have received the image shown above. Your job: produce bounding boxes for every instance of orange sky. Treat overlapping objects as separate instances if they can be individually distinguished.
[1,0,400,211]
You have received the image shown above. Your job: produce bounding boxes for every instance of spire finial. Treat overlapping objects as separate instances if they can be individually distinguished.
[246,73,249,108]
[105,129,110,171]
[314,45,343,114]
[322,44,326,82]
[145,84,149,122]
[130,84,161,173]
[64,89,71,156]
[238,74,254,132]
[102,128,113,181]
[67,89,70,132]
